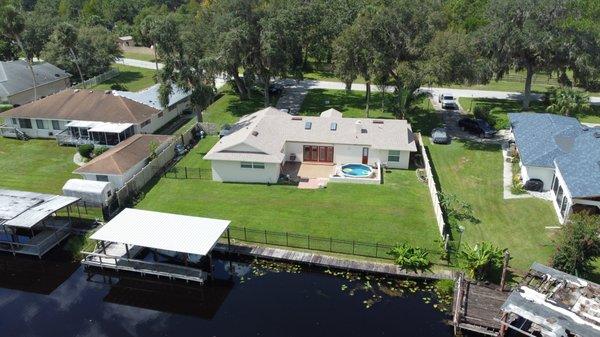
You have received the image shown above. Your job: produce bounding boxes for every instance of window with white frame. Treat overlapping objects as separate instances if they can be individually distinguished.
[241,162,265,169]
[388,150,401,162]
[36,119,46,129]
[52,120,60,130]
[96,175,109,182]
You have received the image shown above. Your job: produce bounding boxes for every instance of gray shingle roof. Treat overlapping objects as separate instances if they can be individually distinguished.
[509,112,600,198]
[0,60,70,97]
[508,113,583,167]
[113,84,190,110]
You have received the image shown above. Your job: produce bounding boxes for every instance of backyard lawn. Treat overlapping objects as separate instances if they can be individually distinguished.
[299,89,397,119]
[137,160,440,250]
[459,97,600,125]
[202,86,275,127]
[426,139,560,271]
[0,137,78,194]
[91,64,156,92]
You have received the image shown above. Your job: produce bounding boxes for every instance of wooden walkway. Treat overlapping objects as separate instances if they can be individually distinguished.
[214,242,454,280]
[452,274,509,336]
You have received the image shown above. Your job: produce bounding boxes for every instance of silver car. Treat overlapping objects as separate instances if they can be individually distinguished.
[431,127,450,144]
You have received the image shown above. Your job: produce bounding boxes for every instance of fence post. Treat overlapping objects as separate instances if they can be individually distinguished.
[198,168,201,179]
[307,235,310,249]
[244,227,247,241]
[185,167,188,179]
[352,240,355,255]
[264,229,267,244]
[329,237,332,252]
[375,242,379,257]
[286,232,289,246]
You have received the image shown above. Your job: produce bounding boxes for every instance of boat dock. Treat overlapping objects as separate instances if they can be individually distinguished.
[452,274,509,336]
[214,242,455,280]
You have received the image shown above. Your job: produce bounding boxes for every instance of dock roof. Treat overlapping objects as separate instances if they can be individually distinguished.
[90,208,230,256]
[0,189,79,228]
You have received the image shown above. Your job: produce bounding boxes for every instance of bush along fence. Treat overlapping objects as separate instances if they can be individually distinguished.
[164,166,212,180]
[415,133,448,243]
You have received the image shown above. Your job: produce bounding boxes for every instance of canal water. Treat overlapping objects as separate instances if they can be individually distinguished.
[0,249,453,337]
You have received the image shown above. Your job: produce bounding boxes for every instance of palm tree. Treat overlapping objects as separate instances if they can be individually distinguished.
[546,87,590,117]
[0,5,37,100]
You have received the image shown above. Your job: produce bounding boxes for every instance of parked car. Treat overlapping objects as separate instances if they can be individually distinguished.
[439,94,458,110]
[524,179,544,192]
[268,83,284,96]
[431,127,451,144]
[458,117,497,138]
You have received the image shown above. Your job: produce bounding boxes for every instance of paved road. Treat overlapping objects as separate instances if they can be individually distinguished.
[119,58,600,104]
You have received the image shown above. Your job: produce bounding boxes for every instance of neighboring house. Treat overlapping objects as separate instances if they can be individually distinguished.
[74,134,172,189]
[0,60,71,106]
[508,113,600,223]
[0,85,189,145]
[204,107,417,184]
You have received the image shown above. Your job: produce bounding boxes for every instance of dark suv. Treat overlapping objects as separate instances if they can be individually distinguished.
[458,117,497,138]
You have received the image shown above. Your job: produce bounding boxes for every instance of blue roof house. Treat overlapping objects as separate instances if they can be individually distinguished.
[508,113,600,223]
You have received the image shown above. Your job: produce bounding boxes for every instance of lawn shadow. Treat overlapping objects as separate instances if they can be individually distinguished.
[457,139,502,152]
[223,88,275,118]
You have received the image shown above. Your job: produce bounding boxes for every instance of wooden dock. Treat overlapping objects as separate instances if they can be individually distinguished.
[214,242,454,280]
[452,274,509,336]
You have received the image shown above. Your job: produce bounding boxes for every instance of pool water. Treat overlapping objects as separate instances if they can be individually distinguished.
[0,249,453,337]
[341,163,373,177]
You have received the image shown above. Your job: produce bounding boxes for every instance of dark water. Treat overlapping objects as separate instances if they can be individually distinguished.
[0,250,453,337]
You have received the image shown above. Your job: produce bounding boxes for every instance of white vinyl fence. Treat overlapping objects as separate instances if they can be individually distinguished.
[416,133,446,238]
[76,68,120,88]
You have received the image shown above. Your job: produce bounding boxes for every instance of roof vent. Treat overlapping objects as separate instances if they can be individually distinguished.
[252,131,259,137]
[373,120,384,124]
[305,121,312,130]
[291,116,302,121]
[74,89,79,93]
[582,126,589,131]
[594,132,600,139]
[330,122,337,131]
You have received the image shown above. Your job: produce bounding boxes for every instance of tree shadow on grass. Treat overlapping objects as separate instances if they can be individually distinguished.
[458,139,502,152]
[223,88,276,118]
[111,70,146,87]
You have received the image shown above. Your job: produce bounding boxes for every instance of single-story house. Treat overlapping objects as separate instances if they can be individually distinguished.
[0,84,189,145]
[74,134,172,189]
[508,113,600,223]
[0,60,71,106]
[204,107,417,184]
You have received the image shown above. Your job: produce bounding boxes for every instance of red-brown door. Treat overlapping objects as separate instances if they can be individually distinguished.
[362,147,369,164]
[303,145,334,162]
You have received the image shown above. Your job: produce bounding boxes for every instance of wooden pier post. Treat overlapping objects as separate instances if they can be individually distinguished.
[500,250,510,291]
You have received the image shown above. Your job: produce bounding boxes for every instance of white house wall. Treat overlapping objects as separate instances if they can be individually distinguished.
[140,99,189,134]
[284,142,410,169]
[5,117,69,138]
[79,173,125,190]
[211,160,280,183]
[520,164,555,191]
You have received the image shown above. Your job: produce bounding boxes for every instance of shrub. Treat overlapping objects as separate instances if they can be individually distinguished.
[78,144,94,159]
[488,107,510,129]
[511,173,525,194]
[546,86,590,117]
[387,243,431,271]
[457,242,504,280]
[472,105,489,119]
[93,146,109,157]
[110,83,127,91]
[551,213,600,277]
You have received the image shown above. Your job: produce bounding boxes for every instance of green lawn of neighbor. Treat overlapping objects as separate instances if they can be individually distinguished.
[122,51,158,62]
[0,137,78,194]
[459,97,600,126]
[202,85,277,127]
[299,89,396,119]
[427,139,560,271]
[91,64,156,92]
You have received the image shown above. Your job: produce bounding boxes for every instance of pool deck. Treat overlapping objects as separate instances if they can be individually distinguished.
[282,162,335,180]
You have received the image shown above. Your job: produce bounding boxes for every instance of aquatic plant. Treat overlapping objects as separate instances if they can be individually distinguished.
[387,243,431,271]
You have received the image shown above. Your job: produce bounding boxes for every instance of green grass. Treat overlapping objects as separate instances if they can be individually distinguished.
[202,86,276,127]
[0,137,78,194]
[175,135,218,169]
[299,89,396,119]
[122,51,158,62]
[138,167,440,250]
[427,139,560,271]
[459,97,600,125]
[91,64,156,92]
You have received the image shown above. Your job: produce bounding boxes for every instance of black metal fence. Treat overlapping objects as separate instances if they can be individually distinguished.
[164,166,212,180]
[224,226,411,260]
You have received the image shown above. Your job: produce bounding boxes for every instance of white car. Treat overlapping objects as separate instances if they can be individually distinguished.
[439,94,458,110]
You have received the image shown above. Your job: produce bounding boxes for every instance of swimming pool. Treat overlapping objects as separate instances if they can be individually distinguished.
[341,163,374,178]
